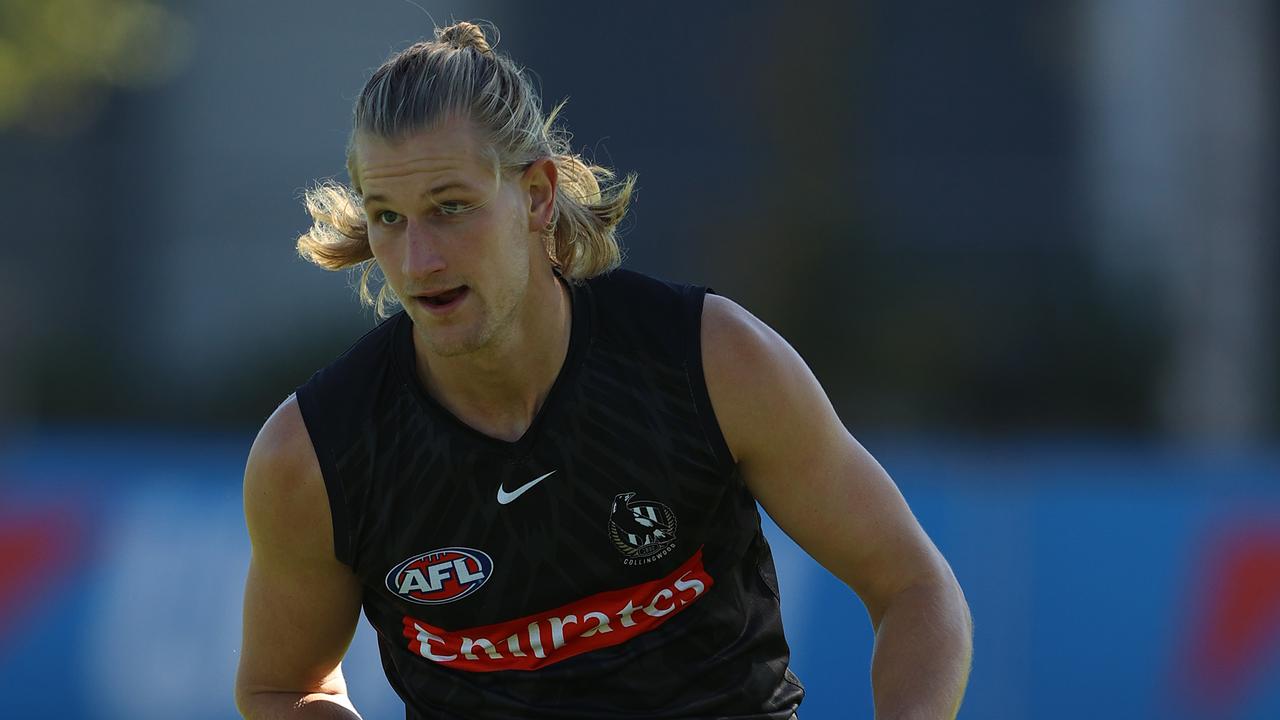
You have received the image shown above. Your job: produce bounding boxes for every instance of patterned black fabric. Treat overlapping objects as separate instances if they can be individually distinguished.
[295,269,804,719]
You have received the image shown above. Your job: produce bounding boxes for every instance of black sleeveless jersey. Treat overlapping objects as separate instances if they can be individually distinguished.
[295,269,805,719]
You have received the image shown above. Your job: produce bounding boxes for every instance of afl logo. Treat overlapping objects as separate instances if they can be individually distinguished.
[609,492,678,566]
[386,547,493,605]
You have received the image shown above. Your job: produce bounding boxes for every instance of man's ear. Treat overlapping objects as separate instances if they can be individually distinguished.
[523,157,558,232]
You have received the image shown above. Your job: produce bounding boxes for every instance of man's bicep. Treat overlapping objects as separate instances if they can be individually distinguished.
[236,397,365,700]
[238,553,363,696]
[749,427,947,625]
[701,296,949,624]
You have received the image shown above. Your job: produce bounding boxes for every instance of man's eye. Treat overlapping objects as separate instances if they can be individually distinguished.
[437,202,471,216]
[377,210,402,225]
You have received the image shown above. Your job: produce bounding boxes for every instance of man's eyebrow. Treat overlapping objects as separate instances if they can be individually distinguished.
[362,183,469,206]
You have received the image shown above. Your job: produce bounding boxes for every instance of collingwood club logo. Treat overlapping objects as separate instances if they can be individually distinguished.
[608,491,678,566]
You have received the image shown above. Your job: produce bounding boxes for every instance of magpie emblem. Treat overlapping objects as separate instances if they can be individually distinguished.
[608,491,678,565]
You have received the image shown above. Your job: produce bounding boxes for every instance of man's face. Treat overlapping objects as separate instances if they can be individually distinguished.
[355,120,544,357]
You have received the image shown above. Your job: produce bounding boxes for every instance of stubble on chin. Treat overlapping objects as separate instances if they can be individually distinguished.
[410,302,498,359]
[414,321,488,359]
[412,276,531,360]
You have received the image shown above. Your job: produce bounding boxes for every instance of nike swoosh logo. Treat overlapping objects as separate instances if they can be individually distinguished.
[496,470,557,505]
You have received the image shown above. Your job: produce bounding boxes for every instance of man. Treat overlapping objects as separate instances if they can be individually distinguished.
[235,21,971,720]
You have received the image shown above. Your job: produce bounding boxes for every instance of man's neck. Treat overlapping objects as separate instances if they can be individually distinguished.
[413,272,572,443]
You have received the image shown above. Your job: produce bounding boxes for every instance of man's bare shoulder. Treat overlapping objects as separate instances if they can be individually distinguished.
[700,294,823,461]
[700,293,786,376]
[244,395,335,564]
[248,395,316,473]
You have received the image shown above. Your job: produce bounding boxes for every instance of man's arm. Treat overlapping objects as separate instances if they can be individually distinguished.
[235,396,366,719]
[702,295,972,720]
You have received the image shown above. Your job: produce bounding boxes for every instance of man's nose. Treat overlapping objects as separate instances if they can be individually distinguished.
[404,218,447,275]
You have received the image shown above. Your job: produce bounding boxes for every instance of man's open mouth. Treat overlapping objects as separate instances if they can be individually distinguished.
[418,286,469,309]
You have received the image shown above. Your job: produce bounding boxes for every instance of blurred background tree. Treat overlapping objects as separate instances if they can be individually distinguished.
[0,0,191,135]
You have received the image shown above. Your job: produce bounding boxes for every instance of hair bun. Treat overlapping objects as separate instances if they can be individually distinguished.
[436,22,493,55]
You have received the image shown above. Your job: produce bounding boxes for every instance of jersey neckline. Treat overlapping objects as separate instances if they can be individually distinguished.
[392,274,593,458]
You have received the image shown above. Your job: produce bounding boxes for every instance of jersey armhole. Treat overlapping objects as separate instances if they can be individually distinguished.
[294,384,354,567]
[683,285,738,475]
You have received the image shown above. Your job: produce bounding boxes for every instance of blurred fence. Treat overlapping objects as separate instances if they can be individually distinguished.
[2,433,1278,719]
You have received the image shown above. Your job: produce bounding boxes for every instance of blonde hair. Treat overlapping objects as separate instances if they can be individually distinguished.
[297,21,635,316]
